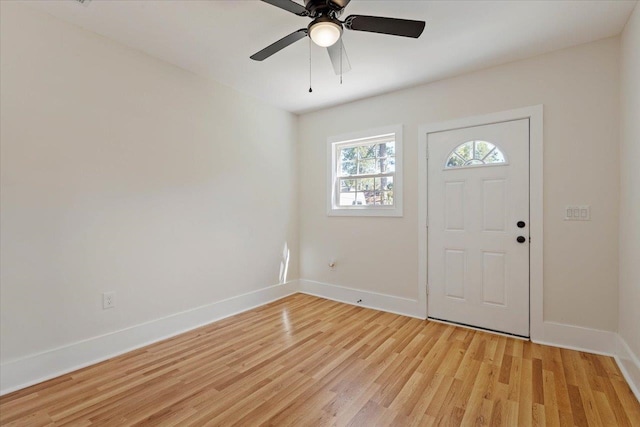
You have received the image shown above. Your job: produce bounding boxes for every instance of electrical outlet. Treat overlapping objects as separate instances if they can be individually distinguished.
[103,292,115,309]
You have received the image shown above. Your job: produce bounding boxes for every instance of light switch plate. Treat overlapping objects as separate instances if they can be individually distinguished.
[565,205,591,221]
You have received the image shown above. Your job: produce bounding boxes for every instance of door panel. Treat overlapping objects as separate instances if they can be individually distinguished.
[428,119,529,337]
[482,179,506,231]
[445,181,465,230]
[482,251,506,305]
[445,249,466,299]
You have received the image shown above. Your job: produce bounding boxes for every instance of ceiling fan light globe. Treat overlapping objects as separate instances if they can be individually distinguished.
[309,21,342,47]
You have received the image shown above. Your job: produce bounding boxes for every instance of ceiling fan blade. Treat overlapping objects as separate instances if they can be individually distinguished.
[260,0,309,16]
[327,40,351,75]
[250,29,308,61]
[344,15,425,38]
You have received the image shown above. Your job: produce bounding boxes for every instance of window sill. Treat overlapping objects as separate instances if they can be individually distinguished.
[327,206,403,217]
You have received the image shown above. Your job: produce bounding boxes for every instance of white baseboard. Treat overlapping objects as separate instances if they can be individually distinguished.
[297,279,424,319]
[0,281,297,396]
[615,334,640,402]
[532,321,617,356]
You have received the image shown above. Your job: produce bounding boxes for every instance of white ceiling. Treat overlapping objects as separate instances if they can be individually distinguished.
[26,0,637,114]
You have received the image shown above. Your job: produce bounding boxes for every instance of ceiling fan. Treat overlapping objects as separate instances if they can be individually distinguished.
[250,0,426,75]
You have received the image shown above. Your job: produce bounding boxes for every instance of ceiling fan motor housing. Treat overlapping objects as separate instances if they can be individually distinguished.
[304,0,346,19]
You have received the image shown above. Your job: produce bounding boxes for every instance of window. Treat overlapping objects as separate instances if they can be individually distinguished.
[445,140,507,169]
[328,125,403,216]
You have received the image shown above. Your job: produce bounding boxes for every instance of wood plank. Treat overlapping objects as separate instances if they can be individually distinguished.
[543,370,561,427]
[518,358,534,427]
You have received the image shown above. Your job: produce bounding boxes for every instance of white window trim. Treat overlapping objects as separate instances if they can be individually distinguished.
[327,124,403,217]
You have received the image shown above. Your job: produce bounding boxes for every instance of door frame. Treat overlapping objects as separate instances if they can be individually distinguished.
[417,105,543,341]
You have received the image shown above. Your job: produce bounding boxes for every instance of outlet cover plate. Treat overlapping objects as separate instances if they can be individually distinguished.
[102,292,115,309]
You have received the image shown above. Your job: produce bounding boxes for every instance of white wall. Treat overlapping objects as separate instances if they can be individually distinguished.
[0,3,298,364]
[299,37,620,332]
[619,3,640,367]
[1,0,634,396]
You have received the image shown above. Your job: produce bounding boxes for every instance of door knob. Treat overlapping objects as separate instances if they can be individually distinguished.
[517,236,526,243]
[517,221,526,228]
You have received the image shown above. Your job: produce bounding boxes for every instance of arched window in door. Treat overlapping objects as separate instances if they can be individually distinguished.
[445,140,507,169]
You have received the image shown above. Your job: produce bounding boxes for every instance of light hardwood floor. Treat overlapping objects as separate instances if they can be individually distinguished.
[1,294,639,426]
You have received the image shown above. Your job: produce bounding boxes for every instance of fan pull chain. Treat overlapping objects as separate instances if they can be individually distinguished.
[308,37,313,93]
[340,40,343,85]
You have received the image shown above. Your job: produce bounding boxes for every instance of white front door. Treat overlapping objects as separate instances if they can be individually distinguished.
[427,119,530,337]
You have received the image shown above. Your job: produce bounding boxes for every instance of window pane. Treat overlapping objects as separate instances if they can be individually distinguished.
[474,141,495,159]
[455,141,473,161]
[485,148,505,164]
[357,178,374,191]
[339,192,365,206]
[386,157,396,172]
[340,179,356,192]
[380,176,394,191]
[340,147,356,162]
[358,159,376,175]
[446,154,465,168]
[340,160,356,176]
[363,192,377,206]
[381,191,394,205]
[359,144,377,159]
[374,177,394,191]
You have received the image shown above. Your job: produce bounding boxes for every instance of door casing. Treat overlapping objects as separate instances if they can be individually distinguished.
[417,105,544,341]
